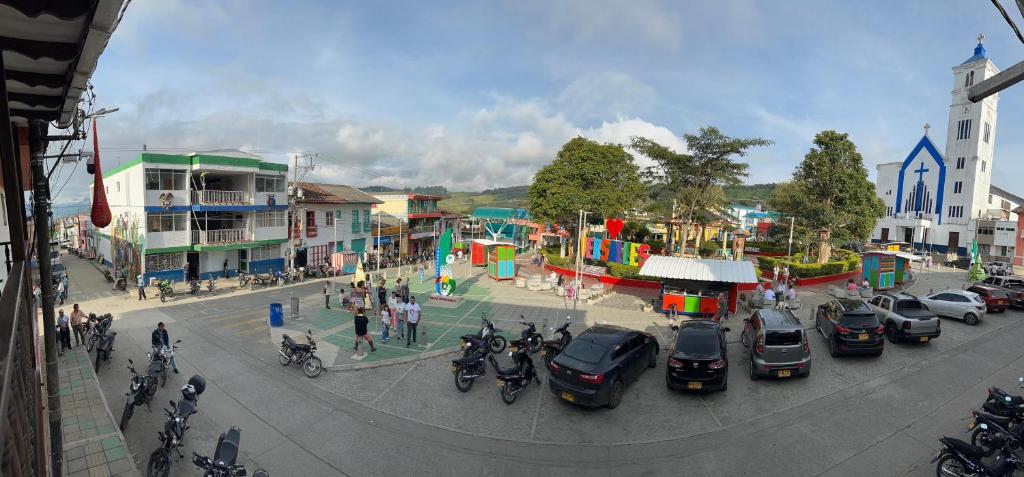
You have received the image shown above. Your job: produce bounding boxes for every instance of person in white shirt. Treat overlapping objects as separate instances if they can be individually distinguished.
[786,286,797,302]
[764,288,776,303]
[405,296,421,348]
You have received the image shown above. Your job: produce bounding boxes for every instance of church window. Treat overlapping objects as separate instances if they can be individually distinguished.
[984,122,991,143]
[982,160,986,172]
[956,157,965,169]
[965,71,975,88]
[957,120,973,140]
[989,194,993,204]
[953,181,962,194]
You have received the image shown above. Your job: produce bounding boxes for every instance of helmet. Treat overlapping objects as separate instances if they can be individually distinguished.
[181,384,197,401]
[186,375,206,396]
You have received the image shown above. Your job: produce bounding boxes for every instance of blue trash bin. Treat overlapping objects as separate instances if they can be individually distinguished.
[269,303,284,327]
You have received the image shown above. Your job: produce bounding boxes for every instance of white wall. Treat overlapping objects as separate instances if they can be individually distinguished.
[147,231,190,249]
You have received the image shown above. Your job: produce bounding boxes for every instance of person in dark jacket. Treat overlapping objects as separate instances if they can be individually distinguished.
[353,308,376,353]
[151,322,178,373]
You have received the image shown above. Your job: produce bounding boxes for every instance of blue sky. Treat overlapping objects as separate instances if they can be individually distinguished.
[53,0,1024,203]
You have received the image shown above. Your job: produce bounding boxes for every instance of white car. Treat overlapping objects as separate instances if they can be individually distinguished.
[918,290,986,326]
[985,261,1015,276]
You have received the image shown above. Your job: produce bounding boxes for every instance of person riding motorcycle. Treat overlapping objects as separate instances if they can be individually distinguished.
[151,322,179,374]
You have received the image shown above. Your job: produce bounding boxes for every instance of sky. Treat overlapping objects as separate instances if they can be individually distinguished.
[49,0,1024,205]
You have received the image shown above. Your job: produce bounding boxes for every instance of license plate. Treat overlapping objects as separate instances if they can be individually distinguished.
[778,370,791,378]
[451,365,458,374]
[561,391,574,402]
[687,382,702,390]
[496,379,503,388]
[920,336,929,342]
[858,334,869,341]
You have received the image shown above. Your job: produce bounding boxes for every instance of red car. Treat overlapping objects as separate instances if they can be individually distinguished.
[967,285,1010,312]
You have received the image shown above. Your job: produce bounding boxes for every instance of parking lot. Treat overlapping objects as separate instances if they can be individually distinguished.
[84,265,1024,475]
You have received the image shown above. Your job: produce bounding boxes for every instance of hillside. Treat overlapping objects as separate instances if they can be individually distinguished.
[439,185,528,215]
[724,183,777,204]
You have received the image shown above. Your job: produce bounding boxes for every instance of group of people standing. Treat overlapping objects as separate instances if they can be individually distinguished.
[323,275,423,353]
[756,278,799,309]
[55,303,88,356]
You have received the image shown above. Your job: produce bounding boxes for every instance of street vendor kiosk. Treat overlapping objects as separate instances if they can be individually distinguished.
[487,244,516,280]
[862,250,919,290]
[639,256,759,317]
[470,239,512,267]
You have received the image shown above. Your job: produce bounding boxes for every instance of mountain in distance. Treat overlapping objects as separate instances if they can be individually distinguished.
[724,183,777,205]
[440,185,529,215]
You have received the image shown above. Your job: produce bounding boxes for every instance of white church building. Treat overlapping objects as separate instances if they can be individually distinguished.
[872,36,1023,262]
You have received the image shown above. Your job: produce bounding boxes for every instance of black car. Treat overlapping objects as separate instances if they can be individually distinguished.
[666,320,728,392]
[547,325,659,409]
[814,298,884,357]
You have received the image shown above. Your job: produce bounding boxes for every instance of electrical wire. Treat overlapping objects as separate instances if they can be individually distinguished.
[991,0,1024,45]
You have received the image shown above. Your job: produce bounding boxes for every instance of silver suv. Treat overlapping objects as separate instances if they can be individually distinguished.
[741,309,811,380]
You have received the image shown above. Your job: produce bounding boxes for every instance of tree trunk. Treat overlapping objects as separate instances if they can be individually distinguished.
[817,228,832,264]
[695,224,703,252]
[666,223,674,256]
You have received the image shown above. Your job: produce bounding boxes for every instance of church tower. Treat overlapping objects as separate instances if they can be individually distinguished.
[944,34,999,223]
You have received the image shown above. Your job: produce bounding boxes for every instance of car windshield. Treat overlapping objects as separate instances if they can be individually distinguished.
[674,328,720,357]
[989,290,1009,299]
[765,330,802,346]
[895,301,923,313]
[840,313,878,328]
[562,339,608,364]
[970,294,985,303]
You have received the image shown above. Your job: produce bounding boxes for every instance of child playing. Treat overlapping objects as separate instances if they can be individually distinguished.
[380,305,392,342]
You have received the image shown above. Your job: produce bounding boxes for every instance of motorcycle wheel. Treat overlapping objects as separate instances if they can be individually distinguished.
[304,357,323,378]
[279,349,291,366]
[528,336,542,354]
[86,336,95,352]
[970,428,998,457]
[488,336,507,354]
[119,403,133,431]
[159,292,166,303]
[147,448,171,477]
[500,382,517,405]
[454,368,474,392]
[251,283,257,291]
[934,454,965,477]
[159,367,166,388]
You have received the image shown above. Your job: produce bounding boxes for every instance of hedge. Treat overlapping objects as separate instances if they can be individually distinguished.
[756,249,861,279]
[539,247,574,268]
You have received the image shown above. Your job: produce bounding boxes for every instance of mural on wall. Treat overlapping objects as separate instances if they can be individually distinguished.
[110,212,144,279]
[435,227,457,296]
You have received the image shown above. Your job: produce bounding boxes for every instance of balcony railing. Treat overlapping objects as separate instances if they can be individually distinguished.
[891,212,935,221]
[352,222,361,234]
[191,228,250,245]
[363,222,373,233]
[193,189,250,205]
[0,261,43,477]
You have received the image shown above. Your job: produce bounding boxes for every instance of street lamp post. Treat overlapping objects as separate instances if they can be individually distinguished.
[787,216,795,257]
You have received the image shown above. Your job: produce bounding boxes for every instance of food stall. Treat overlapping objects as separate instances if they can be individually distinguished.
[862,250,919,290]
[470,239,512,267]
[487,244,516,280]
[639,256,759,317]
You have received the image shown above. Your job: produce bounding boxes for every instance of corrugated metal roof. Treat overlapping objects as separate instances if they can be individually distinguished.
[639,256,758,283]
[296,182,382,205]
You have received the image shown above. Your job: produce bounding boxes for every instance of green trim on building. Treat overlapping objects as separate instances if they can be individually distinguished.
[103,152,287,178]
[145,245,191,255]
[192,238,287,252]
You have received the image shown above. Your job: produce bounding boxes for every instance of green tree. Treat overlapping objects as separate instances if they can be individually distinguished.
[528,137,646,256]
[632,127,772,254]
[770,130,885,263]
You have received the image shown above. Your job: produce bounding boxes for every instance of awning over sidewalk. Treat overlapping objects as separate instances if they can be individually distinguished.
[639,256,758,284]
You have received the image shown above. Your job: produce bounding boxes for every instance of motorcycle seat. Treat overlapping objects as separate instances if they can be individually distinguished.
[214,428,240,466]
[283,335,296,347]
[941,437,986,459]
[452,354,484,365]
[147,360,164,376]
[176,398,196,417]
[976,410,1014,428]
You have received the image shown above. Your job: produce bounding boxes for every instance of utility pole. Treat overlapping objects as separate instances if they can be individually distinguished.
[787,216,795,257]
[376,207,382,272]
[286,152,316,271]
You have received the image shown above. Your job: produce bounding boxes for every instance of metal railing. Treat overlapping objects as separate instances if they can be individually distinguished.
[0,261,43,477]
[892,212,935,221]
[191,228,250,245]
[193,189,249,205]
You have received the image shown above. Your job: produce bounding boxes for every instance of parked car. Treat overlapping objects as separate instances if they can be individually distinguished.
[967,285,1010,313]
[981,276,1024,307]
[547,325,659,409]
[943,256,971,269]
[918,289,986,325]
[50,259,66,284]
[866,292,941,343]
[666,320,728,391]
[814,298,884,357]
[741,309,810,380]
[985,261,1015,276]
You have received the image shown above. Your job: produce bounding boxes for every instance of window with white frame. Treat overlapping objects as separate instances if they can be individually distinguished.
[325,210,334,226]
[146,213,188,232]
[145,252,184,272]
[254,210,286,227]
[255,175,285,193]
[145,169,186,190]
[984,122,991,143]
[249,244,279,261]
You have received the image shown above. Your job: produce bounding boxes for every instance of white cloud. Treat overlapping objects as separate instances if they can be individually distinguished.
[579,117,687,169]
[557,72,656,121]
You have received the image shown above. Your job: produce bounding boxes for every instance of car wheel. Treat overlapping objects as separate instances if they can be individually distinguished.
[748,357,758,381]
[605,379,624,409]
[720,376,728,392]
[665,374,674,390]
[647,347,657,368]
[964,313,979,326]
[885,324,899,344]
[828,335,839,357]
[800,368,810,378]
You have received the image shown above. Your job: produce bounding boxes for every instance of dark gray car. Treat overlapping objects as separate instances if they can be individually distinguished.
[741,309,811,380]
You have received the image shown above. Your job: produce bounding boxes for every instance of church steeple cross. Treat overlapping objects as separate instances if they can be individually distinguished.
[914,162,929,183]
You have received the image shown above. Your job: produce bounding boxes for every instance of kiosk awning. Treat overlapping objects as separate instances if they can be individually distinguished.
[640,256,758,283]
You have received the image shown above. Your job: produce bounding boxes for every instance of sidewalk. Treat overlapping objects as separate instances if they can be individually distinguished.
[57,347,139,477]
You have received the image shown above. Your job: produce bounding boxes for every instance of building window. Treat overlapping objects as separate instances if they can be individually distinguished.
[250,244,279,261]
[965,70,975,88]
[255,174,285,193]
[954,181,963,194]
[146,213,187,232]
[989,194,994,204]
[363,210,370,226]
[956,157,965,169]
[254,210,285,227]
[116,181,120,192]
[982,160,986,172]
[145,252,184,273]
[145,168,186,190]
[984,122,991,143]
[978,226,994,235]
[957,119,973,140]
[325,210,334,227]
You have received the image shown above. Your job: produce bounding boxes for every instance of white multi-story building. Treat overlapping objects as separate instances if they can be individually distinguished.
[872,36,1022,260]
[92,150,289,282]
[289,182,381,268]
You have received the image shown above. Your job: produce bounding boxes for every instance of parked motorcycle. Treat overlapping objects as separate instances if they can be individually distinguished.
[237,271,252,288]
[119,358,161,431]
[157,280,175,302]
[932,432,1020,476]
[488,339,540,405]
[461,314,506,354]
[113,274,127,291]
[273,269,288,286]
[94,331,116,372]
[452,337,490,392]
[968,409,1022,458]
[207,278,217,295]
[541,317,573,367]
[250,273,275,290]
[189,279,201,296]
[983,378,1024,418]
[279,330,323,378]
[192,426,269,477]
[147,375,206,477]
[102,268,114,282]
[150,340,181,388]
[518,318,543,354]
[85,313,112,352]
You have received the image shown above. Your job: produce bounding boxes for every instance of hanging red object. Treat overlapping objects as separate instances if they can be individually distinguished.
[90,116,111,228]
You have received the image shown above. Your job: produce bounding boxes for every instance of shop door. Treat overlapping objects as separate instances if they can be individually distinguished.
[903,228,913,244]
[238,249,248,273]
[186,252,199,281]
[880,228,889,242]
[947,232,960,255]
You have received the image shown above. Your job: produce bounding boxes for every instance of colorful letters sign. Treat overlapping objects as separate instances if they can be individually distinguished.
[581,236,651,267]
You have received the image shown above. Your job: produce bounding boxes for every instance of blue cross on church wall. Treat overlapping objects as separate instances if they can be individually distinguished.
[913,161,929,213]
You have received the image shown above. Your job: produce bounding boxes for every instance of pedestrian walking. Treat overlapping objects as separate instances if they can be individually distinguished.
[57,309,71,354]
[323,282,331,309]
[405,296,421,348]
[400,279,410,304]
[137,274,147,300]
[183,262,189,283]
[56,278,66,306]
[61,274,70,303]
[417,262,425,283]
[70,304,87,346]
[380,305,391,342]
[223,258,229,278]
[353,307,376,352]
[377,280,387,312]
[715,292,729,322]
[32,284,40,308]
[389,291,405,339]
